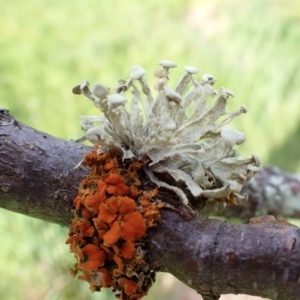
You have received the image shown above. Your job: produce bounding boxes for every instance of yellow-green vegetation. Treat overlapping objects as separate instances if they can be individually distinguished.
[0,0,299,299]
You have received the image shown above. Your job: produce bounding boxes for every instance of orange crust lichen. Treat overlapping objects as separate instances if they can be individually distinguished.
[66,147,162,300]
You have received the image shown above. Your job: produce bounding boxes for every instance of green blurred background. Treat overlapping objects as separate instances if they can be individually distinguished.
[0,0,299,299]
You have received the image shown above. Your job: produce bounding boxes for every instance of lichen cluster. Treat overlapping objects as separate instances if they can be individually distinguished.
[72,60,260,206]
[66,148,162,299]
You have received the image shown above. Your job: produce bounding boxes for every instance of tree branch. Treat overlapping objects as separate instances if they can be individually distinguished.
[1,109,300,300]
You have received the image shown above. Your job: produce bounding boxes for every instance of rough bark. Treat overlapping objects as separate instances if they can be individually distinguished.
[148,211,300,300]
[1,109,300,300]
[0,109,88,226]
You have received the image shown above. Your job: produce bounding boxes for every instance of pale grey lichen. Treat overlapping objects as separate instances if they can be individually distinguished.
[72,60,260,206]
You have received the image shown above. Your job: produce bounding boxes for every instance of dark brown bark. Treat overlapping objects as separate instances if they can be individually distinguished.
[1,109,300,300]
[0,109,89,226]
[148,210,300,300]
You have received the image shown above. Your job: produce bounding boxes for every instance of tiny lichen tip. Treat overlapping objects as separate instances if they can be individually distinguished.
[159,59,177,69]
[130,66,146,80]
[184,66,199,74]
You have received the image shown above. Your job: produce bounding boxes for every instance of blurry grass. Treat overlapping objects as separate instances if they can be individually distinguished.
[0,0,299,299]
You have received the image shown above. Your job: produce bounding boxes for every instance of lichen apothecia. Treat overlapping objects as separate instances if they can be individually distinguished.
[66,60,260,299]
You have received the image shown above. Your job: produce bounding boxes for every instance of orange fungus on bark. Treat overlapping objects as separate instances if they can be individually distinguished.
[66,148,162,300]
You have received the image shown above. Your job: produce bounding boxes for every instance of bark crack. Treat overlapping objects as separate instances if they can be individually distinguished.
[206,220,225,300]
